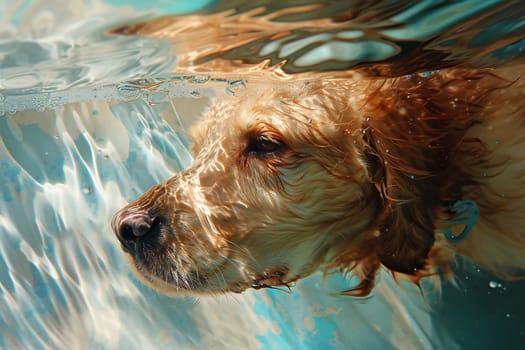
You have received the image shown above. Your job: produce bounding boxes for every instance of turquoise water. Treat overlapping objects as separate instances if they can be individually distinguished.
[1,1,525,349]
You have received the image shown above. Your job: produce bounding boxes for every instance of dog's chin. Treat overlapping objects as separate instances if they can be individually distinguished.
[125,251,301,295]
[127,258,230,295]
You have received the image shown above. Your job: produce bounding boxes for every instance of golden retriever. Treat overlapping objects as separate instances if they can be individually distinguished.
[112,64,525,296]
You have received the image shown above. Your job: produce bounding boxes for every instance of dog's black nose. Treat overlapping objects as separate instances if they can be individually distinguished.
[112,211,161,253]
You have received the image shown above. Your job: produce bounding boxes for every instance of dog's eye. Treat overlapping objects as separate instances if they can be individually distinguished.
[248,134,285,155]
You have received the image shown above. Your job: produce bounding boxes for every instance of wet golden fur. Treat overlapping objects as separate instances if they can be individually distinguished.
[112,64,525,296]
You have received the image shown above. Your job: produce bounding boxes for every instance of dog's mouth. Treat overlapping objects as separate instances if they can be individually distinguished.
[227,266,298,294]
[129,252,297,294]
[112,207,299,294]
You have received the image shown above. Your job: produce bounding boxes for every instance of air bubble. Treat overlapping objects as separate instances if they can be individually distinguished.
[191,75,210,83]
[117,83,141,101]
[489,281,502,289]
[226,80,246,97]
[189,90,201,98]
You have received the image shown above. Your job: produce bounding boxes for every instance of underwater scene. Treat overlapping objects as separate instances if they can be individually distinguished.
[1,0,525,349]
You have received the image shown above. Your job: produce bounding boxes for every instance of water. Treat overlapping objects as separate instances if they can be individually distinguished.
[1,1,525,349]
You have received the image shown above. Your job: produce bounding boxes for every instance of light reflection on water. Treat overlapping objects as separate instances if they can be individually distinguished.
[1,0,525,349]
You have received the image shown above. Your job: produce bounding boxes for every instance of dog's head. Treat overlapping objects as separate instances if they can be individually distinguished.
[112,75,471,296]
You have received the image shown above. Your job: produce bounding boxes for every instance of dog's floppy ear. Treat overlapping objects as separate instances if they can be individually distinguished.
[362,128,437,274]
[358,73,480,274]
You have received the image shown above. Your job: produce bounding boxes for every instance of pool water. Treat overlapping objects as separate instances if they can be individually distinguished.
[1,1,525,349]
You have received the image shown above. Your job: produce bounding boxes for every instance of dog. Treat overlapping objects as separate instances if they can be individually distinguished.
[112,61,525,296]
